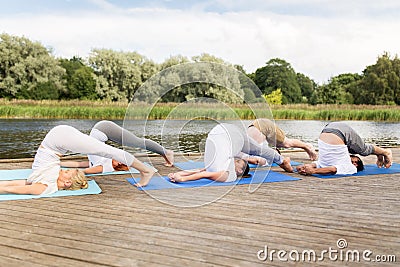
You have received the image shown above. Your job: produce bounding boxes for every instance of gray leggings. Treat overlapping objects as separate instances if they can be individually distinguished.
[91,120,167,156]
[220,123,283,165]
[322,122,374,156]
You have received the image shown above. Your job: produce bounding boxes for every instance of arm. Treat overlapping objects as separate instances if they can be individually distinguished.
[61,161,90,168]
[196,170,228,181]
[311,166,337,175]
[247,156,266,166]
[62,160,102,174]
[0,183,47,195]
[237,152,267,166]
[174,168,206,175]
[83,165,104,174]
[169,170,228,182]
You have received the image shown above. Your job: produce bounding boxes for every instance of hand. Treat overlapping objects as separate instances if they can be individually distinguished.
[296,164,314,175]
[258,157,267,166]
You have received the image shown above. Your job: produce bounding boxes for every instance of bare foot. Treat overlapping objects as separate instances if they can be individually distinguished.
[279,157,293,172]
[134,168,156,187]
[376,155,384,168]
[384,149,392,168]
[305,143,318,161]
[163,149,174,167]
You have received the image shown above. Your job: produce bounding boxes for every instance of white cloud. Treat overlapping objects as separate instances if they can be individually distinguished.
[1,3,399,83]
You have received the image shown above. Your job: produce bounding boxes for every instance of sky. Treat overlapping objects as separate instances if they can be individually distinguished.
[1,0,400,83]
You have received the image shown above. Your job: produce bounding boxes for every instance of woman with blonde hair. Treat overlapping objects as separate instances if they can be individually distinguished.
[0,124,155,195]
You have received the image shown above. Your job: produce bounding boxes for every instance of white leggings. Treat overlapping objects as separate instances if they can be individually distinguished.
[41,125,135,166]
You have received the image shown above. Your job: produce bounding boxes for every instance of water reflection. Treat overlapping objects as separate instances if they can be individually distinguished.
[0,119,399,159]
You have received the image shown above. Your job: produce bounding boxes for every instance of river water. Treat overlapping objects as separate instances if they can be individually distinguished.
[0,119,399,159]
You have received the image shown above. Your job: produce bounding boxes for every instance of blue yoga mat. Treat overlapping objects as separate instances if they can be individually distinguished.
[312,163,400,179]
[0,169,33,180]
[0,167,150,181]
[0,180,101,201]
[86,167,142,177]
[174,160,302,170]
[126,170,300,191]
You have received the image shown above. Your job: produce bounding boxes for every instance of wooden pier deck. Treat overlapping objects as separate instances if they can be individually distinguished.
[0,149,399,266]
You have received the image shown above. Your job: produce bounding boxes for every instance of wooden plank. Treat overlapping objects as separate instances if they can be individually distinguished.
[0,253,47,267]
[0,244,107,267]
[0,149,398,266]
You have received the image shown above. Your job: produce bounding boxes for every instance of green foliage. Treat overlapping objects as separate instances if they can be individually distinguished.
[144,54,247,104]
[354,52,400,105]
[1,33,399,106]
[296,73,316,102]
[59,57,98,99]
[160,55,190,70]
[70,67,97,100]
[0,33,66,99]
[253,58,303,104]
[310,73,362,105]
[88,49,148,101]
[263,88,282,105]
[1,100,399,121]
[16,82,60,100]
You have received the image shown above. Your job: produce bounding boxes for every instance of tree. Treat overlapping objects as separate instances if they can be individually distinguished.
[88,49,145,101]
[354,53,400,105]
[59,57,97,99]
[253,58,302,104]
[160,55,190,70]
[0,33,65,99]
[70,67,97,100]
[310,74,358,105]
[264,88,283,105]
[155,53,244,104]
[296,73,316,103]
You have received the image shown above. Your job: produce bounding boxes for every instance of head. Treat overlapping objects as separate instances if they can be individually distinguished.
[350,155,364,172]
[57,169,88,190]
[112,159,129,171]
[234,158,250,178]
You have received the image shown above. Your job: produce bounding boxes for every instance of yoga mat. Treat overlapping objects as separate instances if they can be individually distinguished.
[0,164,158,180]
[248,160,302,168]
[85,163,157,176]
[174,160,302,170]
[126,170,300,191]
[85,167,141,177]
[0,169,33,180]
[0,180,101,201]
[312,163,400,179]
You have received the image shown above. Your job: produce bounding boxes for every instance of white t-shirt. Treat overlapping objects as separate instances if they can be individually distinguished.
[27,147,61,195]
[88,128,114,173]
[204,125,237,182]
[88,155,114,173]
[316,139,357,175]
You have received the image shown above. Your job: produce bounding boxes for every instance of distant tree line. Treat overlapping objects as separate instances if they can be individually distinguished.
[1,33,399,105]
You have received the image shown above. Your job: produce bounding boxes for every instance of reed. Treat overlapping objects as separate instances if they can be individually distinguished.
[0,99,399,121]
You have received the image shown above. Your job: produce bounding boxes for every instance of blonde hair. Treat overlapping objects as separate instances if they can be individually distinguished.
[68,169,88,190]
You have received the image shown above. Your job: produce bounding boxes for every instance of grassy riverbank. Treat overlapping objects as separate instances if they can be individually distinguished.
[1,99,399,121]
